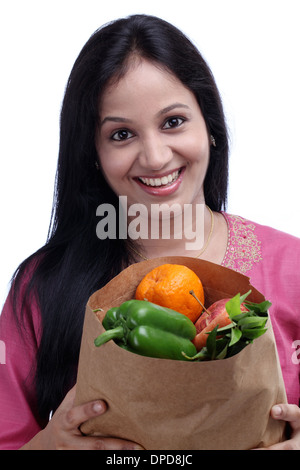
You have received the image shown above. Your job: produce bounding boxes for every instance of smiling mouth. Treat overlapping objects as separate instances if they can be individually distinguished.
[137,168,183,187]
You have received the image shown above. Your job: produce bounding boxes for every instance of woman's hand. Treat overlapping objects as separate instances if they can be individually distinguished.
[259,403,300,450]
[21,386,143,450]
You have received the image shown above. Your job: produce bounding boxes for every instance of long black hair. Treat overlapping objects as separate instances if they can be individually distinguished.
[12,14,229,422]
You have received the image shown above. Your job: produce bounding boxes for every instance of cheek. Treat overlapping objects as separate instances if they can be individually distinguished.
[100,159,122,183]
[96,139,121,179]
[181,135,210,164]
[99,149,133,185]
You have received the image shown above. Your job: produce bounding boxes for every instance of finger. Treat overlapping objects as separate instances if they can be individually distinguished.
[57,434,144,451]
[54,385,77,414]
[271,404,300,429]
[63,400,107,431]
[89,436,144,451]
[66,384,77,401]
[263,438,300,451]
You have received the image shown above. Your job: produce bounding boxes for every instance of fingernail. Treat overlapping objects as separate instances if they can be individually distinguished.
[93,402,104,413]
[123,444,144,450]
[272,405,282,417]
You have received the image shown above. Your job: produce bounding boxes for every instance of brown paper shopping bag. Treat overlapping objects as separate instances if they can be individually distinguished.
[75,257,287,450]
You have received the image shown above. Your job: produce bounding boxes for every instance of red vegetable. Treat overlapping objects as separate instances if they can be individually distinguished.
[192,298,248,351]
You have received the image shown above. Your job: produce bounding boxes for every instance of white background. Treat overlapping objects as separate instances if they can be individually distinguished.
[1,0,299,309]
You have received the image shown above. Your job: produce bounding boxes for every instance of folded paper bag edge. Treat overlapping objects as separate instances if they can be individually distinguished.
[86,256,266,314]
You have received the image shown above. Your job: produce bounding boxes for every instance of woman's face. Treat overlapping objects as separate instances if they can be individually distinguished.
[95,59,210,211]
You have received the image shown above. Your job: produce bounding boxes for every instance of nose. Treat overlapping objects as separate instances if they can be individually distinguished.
[138,134,173,171]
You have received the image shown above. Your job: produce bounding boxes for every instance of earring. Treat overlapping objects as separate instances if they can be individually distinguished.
[210,135,216,147]
[95,161,100,170]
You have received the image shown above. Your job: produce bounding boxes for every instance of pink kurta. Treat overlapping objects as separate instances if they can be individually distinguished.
[221,213,300,406]
[0,213,299,449]
[0,272,42,450]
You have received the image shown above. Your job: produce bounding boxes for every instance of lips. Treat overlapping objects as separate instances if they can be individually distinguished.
[134,167,185,196]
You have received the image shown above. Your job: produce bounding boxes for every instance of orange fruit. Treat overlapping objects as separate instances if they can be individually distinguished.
[135,263,204,323]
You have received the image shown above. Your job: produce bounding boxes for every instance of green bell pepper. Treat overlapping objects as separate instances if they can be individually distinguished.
[94,299,197,361]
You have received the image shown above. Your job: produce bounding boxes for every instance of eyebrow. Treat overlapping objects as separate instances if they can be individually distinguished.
[100,116,133,127]
[157,103,190,117]
[100,103,190,127]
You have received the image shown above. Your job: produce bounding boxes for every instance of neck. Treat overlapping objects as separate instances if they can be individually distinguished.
[129,204,213,260]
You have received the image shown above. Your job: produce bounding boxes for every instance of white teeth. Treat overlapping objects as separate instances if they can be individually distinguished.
[139,170,180,187]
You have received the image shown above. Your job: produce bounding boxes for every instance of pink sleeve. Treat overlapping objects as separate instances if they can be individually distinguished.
[222,213,300,405]
[0,281,43,449]
[246,225,300,405]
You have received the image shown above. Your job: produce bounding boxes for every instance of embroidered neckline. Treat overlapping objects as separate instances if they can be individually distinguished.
[221,212,263,275]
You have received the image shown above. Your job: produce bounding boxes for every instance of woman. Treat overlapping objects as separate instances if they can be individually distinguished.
[0,14,299,450]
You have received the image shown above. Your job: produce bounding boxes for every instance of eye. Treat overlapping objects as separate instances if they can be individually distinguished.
[111,129,134,141]
[163,116,185,130]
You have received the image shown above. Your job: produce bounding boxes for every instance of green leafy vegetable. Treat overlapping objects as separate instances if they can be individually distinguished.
[183,290,270,362]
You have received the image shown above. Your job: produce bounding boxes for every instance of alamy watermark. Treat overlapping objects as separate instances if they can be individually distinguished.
[96,196,205,250]
[1,339,300,365]
[0,340,5,365]
[292,340,300,365]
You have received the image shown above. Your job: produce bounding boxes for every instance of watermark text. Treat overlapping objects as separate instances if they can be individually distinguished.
[291,340,300,365]
[96,197,205,250]
[0,340,6,365]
